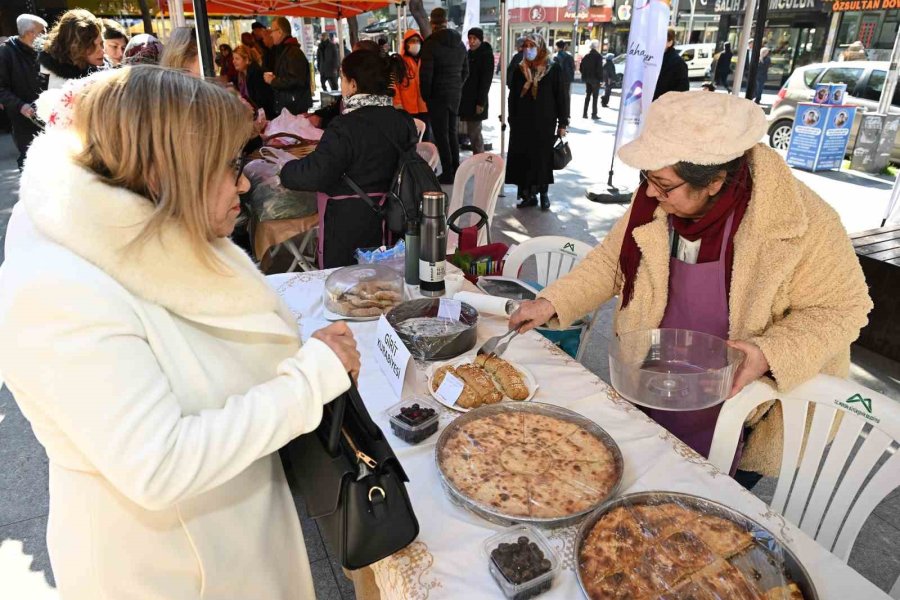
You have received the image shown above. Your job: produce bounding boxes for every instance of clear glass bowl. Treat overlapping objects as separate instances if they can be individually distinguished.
[608,328,744,411]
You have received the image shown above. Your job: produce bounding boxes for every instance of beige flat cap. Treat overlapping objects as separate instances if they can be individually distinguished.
[618,91,767,170]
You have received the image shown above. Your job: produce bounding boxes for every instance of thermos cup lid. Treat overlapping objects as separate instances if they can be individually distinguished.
[422,191,446,217]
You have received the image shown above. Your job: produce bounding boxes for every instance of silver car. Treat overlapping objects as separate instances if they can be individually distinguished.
[767,61,900,162]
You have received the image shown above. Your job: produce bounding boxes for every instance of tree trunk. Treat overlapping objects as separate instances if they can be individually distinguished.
[408,0,430,38]
[137,0,154,35]
[347,14,359,47]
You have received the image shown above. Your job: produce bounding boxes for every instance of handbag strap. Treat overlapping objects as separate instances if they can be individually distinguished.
[342,174,384,215]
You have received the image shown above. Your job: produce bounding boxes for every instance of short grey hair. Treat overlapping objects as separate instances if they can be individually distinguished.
[590,39,599,50]
[17,14,47,37]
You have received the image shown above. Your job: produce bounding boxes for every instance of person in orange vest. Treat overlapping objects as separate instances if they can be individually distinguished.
[394,29,429,140]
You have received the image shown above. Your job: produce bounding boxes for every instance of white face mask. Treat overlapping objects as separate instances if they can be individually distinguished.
[408,43,421,56]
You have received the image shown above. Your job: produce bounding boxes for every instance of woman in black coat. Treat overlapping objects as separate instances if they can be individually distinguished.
[280,50,417,268]
[232,44,275,119]
[459,28,494,154]
[506,34,569,211]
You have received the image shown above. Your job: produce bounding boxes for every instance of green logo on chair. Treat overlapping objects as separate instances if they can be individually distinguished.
[845,393,873,413]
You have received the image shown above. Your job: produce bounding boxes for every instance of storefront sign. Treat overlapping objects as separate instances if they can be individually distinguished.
[786,103,857,171]
[616,0,633,21]
[375,315,413,398]
[529,5,547,22]
[509,6,613,22]
[714,0,824,12]
[832,0,900,10]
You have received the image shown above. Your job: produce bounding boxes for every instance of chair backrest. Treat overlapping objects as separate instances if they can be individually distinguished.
[501,235,594,287]
[413,118,426,142]
[446,153,506,253]
[709,375,900,568]
[415,142,441,176]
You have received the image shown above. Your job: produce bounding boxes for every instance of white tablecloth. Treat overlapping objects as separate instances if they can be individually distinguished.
[268,270,888,600]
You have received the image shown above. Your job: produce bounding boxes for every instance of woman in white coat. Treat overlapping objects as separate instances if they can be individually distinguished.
[0,66,360,599]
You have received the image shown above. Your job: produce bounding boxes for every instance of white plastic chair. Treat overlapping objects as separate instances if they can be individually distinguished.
[709,375,900,597]
[416,141,442,177]
[413,118,426,142]
[446,153,506,253]
[502,236,599,362]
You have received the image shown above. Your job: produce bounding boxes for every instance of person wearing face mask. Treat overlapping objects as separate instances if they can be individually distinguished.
[653,27,689,101]
[280,50,417,268]
[38,9,106,90]
[510,92,872,487]
[506,33,569,211]
[395,30,429,133]
[1,65,359,600]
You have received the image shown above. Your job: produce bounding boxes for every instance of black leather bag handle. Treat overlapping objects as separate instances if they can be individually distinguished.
[326,394,346,457]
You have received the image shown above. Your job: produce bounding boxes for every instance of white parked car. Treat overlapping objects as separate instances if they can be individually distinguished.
[676,43,716,79]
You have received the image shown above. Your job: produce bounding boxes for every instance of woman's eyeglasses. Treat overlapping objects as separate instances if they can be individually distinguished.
[639,170,686,199]
[231,155,247,185]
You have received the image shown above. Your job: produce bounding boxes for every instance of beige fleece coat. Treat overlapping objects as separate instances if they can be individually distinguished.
[0,130,351,599]
[539,143,873,476]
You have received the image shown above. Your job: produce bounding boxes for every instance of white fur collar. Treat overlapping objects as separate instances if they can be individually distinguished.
[20,131,281,317]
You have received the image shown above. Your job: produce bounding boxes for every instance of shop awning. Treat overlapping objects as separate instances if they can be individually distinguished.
[162,0,394,18]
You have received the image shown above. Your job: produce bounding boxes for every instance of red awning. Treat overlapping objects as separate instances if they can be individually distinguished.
[162,0,395,17]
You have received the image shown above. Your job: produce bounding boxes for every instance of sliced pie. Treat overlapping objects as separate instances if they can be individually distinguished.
[523,413,580,448]
[682,513,755,558]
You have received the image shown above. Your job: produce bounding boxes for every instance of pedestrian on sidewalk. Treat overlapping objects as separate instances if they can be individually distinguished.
[580,40,602,119]
[264,16,313,116]
[653,28,689,101]
[420,7,469,184]
[507,37,525,89]
[507,33,569,211]
[754,47,771,104]
[602,52,616,108]
[0,14,47,170]
[459,27,493,155]
[509,91,872,483]
[714,42,732,88]
[395,30,429,136]
[316,32,339,91]
[555,39,575,114]
[1,65,360,600]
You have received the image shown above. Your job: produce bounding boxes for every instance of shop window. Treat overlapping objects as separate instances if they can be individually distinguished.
[861,70,900,106]
[877,20,899,49]
[819,67,864,95]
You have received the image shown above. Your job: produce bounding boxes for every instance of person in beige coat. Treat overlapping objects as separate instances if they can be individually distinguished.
[511,91,872,482]
[0,66,361,598]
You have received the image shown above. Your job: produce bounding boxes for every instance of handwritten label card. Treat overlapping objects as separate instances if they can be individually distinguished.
[437,298,462,322]
[375,315,413,398]
[435,372,465,406]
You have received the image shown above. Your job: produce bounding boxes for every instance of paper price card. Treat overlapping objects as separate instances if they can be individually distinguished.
[437,298,462,322]
[375,315,413,398]
[435,372,465,406]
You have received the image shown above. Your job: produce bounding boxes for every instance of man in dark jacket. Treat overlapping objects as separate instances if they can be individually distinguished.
[459,28,493,155]
[420,7,469,183]
[316,33,339,91]
[714,42,732,88]
[653,28,690,101]
[555,40,575,93]
[264,16,312,115]
[579,40,603,119]
[601,52,616,108]
[0,14,47,170]
[506,37,525,90]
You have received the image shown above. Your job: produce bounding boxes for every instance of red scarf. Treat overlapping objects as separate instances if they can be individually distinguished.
[619,160,752,308]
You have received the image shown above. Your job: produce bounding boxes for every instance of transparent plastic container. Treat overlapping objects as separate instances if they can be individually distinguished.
[608,328,744,411]
[482,525,560,599]
[386,396,440,444]
[323,264,404,319]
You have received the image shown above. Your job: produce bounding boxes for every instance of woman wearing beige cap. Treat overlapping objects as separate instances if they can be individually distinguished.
[510,91,872,483]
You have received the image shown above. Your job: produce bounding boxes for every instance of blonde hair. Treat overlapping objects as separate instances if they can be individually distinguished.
[73,66,254,262]
[233,43,261,67]
[160,26,198,71]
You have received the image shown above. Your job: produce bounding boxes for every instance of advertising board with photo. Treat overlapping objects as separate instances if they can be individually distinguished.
[786,103,857,171]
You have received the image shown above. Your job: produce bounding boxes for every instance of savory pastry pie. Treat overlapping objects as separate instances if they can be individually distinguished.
[580,502,802,600]
[439,411,619,519]
[324,280,403,317]
[474,354,530,400]
[431,357,531,409]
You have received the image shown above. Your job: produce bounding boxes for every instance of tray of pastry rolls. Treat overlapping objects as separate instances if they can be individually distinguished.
[428,354,539,412]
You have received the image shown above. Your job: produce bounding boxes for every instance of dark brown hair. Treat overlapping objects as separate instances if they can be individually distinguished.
[341,49,406,96]
[44,9,102,69]
[673,156,744,190]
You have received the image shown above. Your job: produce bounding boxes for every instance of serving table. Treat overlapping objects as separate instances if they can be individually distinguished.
[268,270,889,600]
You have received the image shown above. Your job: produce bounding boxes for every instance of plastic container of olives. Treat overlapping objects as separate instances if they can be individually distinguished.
[386,397,441,444]
[482,524,560,599]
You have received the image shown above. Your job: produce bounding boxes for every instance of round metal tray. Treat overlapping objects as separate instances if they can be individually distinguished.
[574,491,819,600]
[434,402,624,529]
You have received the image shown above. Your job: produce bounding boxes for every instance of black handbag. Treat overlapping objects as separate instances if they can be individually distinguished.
[552,136,573,170]
[280,384,419,570]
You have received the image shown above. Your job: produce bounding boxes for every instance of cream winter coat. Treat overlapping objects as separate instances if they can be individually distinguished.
[0,130,351,599]
[540,143,872,476]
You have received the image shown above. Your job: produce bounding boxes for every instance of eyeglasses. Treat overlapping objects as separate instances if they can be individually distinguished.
[231,155,247,185]
[639,170,687,199]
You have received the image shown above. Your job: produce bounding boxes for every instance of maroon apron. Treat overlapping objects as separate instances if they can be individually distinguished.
[643,211,743,472]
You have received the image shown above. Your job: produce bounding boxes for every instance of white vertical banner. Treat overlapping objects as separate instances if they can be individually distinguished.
[612,0,671,153]
[463,0,480,48]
